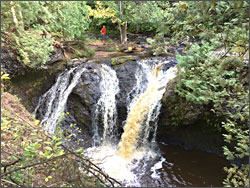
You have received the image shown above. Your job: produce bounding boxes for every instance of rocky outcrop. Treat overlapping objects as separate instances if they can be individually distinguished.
[157,70,225,156]
[65,58,141,137]
[113,58,141,124]
[15,54,226,156]
[46,47,65,66]
[159,76,206,127]
[1,45,66,78]
[62,56,205,139]
[67,63,103,133]
[1,46,27,77]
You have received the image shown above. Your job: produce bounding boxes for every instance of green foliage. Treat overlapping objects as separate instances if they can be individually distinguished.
[1,1,90,69]
[87,1,168,33]
[47,1,90,40]
[13,31,54,68]
[1,97,114,187]
[152,1,249,186]
[175,40,249,187]
[223,164,249,187]
[153,1,249,56]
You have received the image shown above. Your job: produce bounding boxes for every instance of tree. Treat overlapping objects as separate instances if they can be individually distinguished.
[87,1,168,44]
[1,1,90,68]
[152,1,249,186]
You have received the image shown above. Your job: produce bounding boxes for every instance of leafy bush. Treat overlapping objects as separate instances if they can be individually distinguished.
[1,93,120,187]
[175,41,249,187]
[151,1,249,186]
[1,1,90,69]
[13,31,54,68]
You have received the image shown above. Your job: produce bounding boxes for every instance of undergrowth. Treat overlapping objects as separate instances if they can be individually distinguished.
[1,89,121,187]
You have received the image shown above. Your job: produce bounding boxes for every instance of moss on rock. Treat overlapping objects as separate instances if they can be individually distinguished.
[111,55,139,66]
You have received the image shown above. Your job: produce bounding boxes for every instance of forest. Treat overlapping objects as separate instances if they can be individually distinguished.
[1,1,249,187]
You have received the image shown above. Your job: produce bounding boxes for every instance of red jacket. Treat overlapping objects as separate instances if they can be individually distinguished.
[101,27,106,35]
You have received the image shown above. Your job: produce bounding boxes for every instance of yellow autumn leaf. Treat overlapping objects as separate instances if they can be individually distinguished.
[45,176,52,182]
[34,120,40,126]
[58,151,64,156]
[1,126,7,131]
[232,46,245,54]
[235,40,244,46]
[39,151,44,156]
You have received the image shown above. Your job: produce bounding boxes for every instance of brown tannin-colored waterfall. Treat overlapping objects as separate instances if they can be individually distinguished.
[118,64,165,158]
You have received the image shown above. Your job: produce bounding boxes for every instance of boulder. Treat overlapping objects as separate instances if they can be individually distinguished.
[46,47,65,66]
[1,46,27,77]
[65,63,103,138]
[156,71,225,156]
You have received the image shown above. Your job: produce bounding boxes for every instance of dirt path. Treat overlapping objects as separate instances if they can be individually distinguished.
[86,40,143,59]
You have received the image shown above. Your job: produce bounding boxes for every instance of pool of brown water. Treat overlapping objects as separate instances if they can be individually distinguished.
[135,142,230,187]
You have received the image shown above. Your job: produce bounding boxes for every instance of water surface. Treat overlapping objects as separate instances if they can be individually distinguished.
[138,142,230,187]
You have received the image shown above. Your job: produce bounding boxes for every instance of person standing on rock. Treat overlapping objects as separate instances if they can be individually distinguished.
[100,25,107,44]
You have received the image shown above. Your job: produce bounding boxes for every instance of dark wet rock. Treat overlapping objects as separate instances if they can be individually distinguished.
[46,48,65,66]
[157,123,225,157]
[66,58,88,68]
[67,57,141,134]
[72,63,102,107]
[114,59,141,123]
[139,42,152,49]
[66,63,103,138]
[1,46,27,77]
[65,94,93,148]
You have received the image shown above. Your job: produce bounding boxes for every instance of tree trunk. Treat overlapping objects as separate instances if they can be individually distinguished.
[120,22,127,44]
[119,1,127,44]
[10,1,19,28]
[136,23,139,34]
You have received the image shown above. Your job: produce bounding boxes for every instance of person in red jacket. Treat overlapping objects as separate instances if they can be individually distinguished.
[100,25,107,44]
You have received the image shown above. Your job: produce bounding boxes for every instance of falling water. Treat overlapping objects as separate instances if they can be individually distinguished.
[91,64,120,146]
[33,66,86,135]
[33,59,226,186]
[85,59,177,185]
[118,60,177,159]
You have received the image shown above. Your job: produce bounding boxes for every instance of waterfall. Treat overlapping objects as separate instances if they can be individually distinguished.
[92,64,120,146]
[85,59,177,185]
[33,66,86,135]
[34,58,177,185]
[118,60,177,159]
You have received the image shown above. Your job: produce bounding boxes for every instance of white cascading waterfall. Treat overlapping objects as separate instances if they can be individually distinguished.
[33,59,177,186]
[33,66,86,135]
[86,59,177,185]
[91,64,120,146]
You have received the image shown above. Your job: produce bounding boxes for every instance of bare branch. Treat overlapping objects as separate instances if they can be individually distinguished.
[2,154,68,177]
[1,178,21,187]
